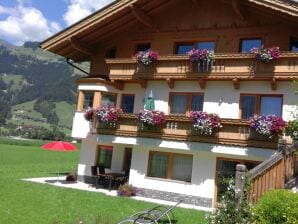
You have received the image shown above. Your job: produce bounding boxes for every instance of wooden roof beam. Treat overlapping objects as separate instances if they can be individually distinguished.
[232,0,246,20]
[129,5,159,32]
[68,37,95,56]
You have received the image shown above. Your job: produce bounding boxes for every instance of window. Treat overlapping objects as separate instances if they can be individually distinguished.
[101,93,117,107]
[240,39,262,53]
[135,43,151,52]
[240,94,282,119]
[148,151,193,182]
[197,42,215,52]
[83,91,94,109]
[175,41,215,54]
[121,94,135,113]
[175,43,194,54]
[97,145,113,168]
[216,158,260,201]
[169,93,204,114]
[105,47,116,58]
[290,37,298,52]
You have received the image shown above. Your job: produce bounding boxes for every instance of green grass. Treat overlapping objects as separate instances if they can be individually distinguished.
[55,101,76,128]
[0,139,207,224]
[1,74,24,92]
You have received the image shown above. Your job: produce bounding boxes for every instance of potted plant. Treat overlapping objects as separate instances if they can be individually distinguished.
[250,46,280,63]
[286,117,298,141]
[117,184,137,197]
[95,106,123,129]
[136,50,158,65]
[137,109,166,131]
[249,115,287,139]
[188,48,214,72]
[189,111,222,135]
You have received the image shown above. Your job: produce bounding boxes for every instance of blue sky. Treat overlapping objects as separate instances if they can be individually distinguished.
[0,0,114,45]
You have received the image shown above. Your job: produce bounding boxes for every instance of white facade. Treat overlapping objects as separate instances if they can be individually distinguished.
[73,79,296,208]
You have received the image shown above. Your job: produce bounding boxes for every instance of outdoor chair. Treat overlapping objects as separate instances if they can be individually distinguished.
[91,165,109,188]
[117,200,182,224]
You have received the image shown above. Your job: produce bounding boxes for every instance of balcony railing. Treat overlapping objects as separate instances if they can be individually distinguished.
[105,52,298,81]
[93,114,279,149]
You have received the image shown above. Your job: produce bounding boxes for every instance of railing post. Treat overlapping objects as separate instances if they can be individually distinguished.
[278,139,287,154]
[235,164,247,208]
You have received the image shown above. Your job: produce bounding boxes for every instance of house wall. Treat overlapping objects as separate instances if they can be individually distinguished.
[77,133,275,206]
[90,0,298,75]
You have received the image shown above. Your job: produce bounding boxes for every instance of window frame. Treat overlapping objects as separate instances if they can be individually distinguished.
[239,38,262,53]
[169,92,204,115]
[96,145,113,169]
[290,36,298,52]
[147,151,193,182]
[174,41,216,54]
[101,92,117,107]
[239,93,283,119]
[135,42,151,53]
[121,94,135,113]
[83,91,94,109]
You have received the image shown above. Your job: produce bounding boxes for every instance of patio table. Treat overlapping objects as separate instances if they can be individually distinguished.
[97,173,126,191]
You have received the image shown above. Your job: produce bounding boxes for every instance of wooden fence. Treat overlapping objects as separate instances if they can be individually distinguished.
[235,140,297,205]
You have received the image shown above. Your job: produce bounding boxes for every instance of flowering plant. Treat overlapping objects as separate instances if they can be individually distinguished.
[250,46,280,63]
[136,50,158,65]
[285,118,298,140]
[187,48,214,62]
[95,106,122,123]
[249,115,287,138]
[84,107,95,121]
[189,111,222,135]
[138,110,166,126]
[117,184,137,197]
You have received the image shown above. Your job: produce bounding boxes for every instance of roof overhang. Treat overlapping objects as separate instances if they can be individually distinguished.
[40,0,298,62]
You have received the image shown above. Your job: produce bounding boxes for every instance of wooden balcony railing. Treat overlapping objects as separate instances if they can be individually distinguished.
[106,52,298,81]
[94,114,279,149]
[248,140,297,203]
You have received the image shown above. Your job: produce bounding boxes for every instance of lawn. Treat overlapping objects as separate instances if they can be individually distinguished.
[0,139,207,224]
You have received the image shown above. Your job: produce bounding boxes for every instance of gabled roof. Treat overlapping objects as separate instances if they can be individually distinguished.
[40,0,298,62]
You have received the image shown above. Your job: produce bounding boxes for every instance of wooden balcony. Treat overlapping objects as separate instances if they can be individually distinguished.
[106,53,298,87]
[94,114,279,149]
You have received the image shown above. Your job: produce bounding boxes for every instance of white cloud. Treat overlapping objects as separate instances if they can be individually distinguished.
[0,4,61,45]
[63,0,114,26]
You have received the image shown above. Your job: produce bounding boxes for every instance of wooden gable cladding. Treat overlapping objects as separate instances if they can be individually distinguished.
[40,0,298,61]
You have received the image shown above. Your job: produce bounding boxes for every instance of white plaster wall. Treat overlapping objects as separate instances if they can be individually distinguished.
[71,112,90,139]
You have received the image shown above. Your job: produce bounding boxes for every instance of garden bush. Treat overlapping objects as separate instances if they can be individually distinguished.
[251,189,298,224]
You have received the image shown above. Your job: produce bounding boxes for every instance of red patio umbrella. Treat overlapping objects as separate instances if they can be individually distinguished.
[41,141,77,182]
[41,141,77,151]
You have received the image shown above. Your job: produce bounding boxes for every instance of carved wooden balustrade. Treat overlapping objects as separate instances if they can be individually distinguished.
[95,114,279,149]
[106,52,298,82]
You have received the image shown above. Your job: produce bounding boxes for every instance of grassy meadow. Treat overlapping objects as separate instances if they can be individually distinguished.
[0,138,207,224]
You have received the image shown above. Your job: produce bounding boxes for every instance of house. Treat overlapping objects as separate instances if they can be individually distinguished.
[40,0,298,208]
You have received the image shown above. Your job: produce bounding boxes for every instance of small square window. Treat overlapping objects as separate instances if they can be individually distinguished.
[101,93,116,107]
[290,37,298,52]
[135,43,151,52]
[175,43,194,54]
[197,42,215,52]
[240,39,262,53]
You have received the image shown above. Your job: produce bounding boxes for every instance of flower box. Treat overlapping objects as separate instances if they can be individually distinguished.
[136,63,155,73]
[251,46,280,63]
[189,111,222,136]
[188,48,214,73]
[192,60,213,73]
[135,50,158,65]
[249,115,286,139]
[248,129,278,142]
[138,123,162,132]
[97,122,118,130]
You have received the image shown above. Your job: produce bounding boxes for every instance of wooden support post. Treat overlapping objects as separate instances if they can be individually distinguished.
[235,164,246,209]
[77,91,84,111]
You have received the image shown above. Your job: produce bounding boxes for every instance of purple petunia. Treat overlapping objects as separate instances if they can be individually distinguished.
[189,111,222,135]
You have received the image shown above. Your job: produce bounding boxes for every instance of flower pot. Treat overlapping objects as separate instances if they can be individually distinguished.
[138,123,162,132]
[192,60,212,73]
[189,129,219,137]
[136,63,154,73]
[98,122,118,129]
[248,129,278,142]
